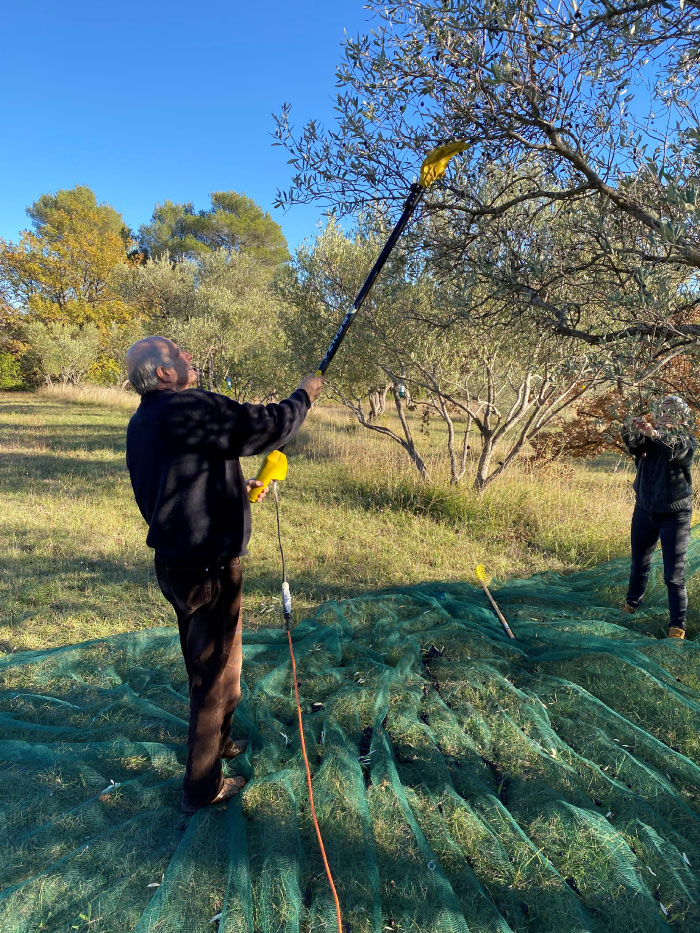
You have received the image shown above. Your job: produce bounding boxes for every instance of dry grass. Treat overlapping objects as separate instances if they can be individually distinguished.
[2,388,700,932]
[37,383,139,410]
[1,387,693,653]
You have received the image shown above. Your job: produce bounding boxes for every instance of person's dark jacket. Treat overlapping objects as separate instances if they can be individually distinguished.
[126,387,310,564]
[621,425,696,512]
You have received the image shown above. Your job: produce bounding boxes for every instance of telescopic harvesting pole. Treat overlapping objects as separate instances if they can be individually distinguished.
[249,141,468,501]
[317,184,423,375]
[317,141,469,376]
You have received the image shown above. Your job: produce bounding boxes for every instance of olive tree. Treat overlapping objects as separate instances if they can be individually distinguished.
[115,251,289,400]
[23,321,103,385]
[275,0,700,358]
[278,217,434,477]
[281,213,611,488]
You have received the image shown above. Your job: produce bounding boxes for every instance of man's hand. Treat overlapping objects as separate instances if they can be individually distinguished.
[246,479,268,503]
[634,416,658,438]
[298,374,324,404]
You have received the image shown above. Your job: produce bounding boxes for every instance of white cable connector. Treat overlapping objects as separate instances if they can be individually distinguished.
[281,581,292,618]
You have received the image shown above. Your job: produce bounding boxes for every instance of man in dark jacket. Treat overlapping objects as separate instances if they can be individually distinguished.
[125,336,323,813]
[621,395,696,639]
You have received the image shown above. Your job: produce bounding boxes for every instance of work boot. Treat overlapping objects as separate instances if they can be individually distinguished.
[668,626,686,640]
[222,738,248,759]
[622,602,638,613]
[180,776,247,815]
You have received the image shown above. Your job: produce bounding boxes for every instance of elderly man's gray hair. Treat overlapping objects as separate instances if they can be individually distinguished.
[126,337,176,395]
[662,394,691,416]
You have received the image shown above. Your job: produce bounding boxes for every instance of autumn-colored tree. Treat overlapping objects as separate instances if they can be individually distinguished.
[658,349,700,413]
[531,371,700,462]
[0,299,24,356]
[0,299,32,387]
[0,186,136,332]
[530,390,630,461]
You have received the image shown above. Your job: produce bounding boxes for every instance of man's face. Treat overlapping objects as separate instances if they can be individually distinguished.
[166,341,198,390]
[655,400,683,430]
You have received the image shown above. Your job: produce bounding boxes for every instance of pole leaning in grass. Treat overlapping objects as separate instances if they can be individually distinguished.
[476,564,516,639]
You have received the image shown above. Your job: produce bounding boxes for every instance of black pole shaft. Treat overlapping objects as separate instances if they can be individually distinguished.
[316,183,426,375]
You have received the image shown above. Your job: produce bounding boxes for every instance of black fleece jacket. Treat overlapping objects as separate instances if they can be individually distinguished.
[621,425,696,512]
[126,387,310,563]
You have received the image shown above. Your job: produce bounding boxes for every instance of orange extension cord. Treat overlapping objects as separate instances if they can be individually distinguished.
[287,627,343,933]
[272,481,343,932]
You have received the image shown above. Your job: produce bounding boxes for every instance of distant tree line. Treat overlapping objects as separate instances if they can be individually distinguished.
[3,1,700,489]
[0,186,292,398]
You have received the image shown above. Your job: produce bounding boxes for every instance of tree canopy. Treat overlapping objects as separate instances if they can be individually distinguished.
[116,250,289,400]
[282,213,606,486]
[1,185,292,389]
[0,186,135,330]
[275,0,700,355]
[138,191,289,267]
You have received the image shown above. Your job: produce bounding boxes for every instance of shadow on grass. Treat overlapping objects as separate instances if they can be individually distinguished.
[243,568,365,608]
[334,471,486,530]
[0,400,69,416]
[0,449,128,496]
[0,551,160,652]
[0,547,364,654]
[1,425,126,451]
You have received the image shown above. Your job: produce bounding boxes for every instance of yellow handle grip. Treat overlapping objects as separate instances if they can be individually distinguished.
[249,450,288,502]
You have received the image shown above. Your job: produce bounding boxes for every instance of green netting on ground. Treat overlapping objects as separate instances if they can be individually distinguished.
[2,536,700,933]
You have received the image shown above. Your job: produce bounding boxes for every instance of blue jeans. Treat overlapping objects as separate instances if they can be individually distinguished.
[626,505,691,630]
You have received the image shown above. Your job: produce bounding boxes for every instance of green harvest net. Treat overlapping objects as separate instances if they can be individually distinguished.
[2,536,700,933]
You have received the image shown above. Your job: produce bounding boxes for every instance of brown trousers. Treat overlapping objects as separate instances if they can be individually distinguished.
[154,554,244,809]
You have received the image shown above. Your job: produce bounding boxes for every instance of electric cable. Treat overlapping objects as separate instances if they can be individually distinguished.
[272,482,343,933]
[254,144,470,932]
[272,481,286,583]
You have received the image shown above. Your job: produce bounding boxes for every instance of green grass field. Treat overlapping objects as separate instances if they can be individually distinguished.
[2,387,700,933]
[0,386,654,653]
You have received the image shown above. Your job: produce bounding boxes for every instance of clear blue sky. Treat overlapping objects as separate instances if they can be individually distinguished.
[0,1,373,253]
